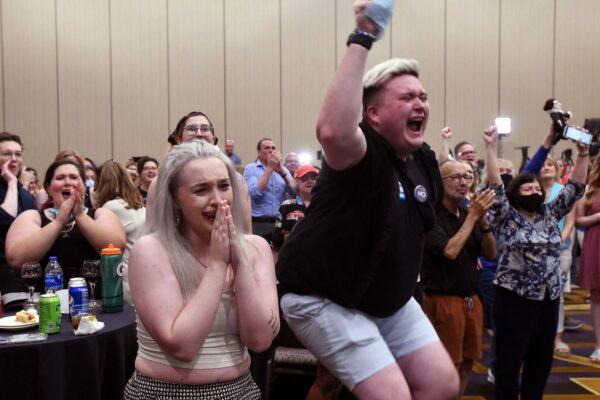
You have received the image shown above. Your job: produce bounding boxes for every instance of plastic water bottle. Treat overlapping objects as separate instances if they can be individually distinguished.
[44,256,63,294]
[101,244,124,312]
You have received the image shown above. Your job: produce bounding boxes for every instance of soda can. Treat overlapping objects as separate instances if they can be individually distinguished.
[39,293,61,334]
[68,277,89,320]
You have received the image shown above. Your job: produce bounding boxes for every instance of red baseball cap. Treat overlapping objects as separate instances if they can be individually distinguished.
[294,164,319,179]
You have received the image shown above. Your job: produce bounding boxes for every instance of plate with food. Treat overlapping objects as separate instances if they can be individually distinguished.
[0,309,39,331]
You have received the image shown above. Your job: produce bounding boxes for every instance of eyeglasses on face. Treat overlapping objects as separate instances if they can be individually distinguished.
[183,124,213,136]
[443,173,474,183]
[300,174,317,182]
[142,166,158,172]
[457,150,476,157]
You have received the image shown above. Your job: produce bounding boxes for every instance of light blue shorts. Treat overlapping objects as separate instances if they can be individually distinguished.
[280,294,439,391]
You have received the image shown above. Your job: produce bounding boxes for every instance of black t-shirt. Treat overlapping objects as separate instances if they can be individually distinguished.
[277,120,441,317]
[421,205,482,297]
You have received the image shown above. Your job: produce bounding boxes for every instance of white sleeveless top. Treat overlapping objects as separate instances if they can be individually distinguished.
[136,290,249,369]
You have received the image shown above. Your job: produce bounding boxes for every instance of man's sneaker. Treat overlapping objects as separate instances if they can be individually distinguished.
[564,316,582,331]
[487,368,495,384]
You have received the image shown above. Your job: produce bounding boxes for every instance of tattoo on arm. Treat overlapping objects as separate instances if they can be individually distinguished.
[268,308,279,336]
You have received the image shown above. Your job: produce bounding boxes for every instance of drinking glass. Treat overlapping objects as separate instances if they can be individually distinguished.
[82,259,101,312]
[21,262,42,310]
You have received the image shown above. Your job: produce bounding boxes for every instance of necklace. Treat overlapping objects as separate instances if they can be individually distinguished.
[61,221,76,238]
[46,209,78,238]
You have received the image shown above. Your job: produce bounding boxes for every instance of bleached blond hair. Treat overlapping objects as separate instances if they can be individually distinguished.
[362,58,420,113]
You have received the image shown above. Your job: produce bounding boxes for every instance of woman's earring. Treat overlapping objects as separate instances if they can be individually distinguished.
[175,210,181,226]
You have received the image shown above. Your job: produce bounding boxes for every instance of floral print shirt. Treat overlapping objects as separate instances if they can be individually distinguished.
[490,179,585,301]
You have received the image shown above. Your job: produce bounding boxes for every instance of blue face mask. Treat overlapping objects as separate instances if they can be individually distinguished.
[85,179,95,189]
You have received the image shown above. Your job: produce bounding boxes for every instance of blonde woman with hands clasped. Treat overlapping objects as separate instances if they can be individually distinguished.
[124,140,278,399]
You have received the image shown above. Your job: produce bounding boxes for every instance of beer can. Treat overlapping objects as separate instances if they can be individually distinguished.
[68,277,89,320]
[39,293,61,334]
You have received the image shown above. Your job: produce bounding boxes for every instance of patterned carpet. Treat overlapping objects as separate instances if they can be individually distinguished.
[271,289,600,399]
[465,289,600,399]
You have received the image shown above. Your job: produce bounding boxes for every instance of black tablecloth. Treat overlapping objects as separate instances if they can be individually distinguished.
[0,304,137,400]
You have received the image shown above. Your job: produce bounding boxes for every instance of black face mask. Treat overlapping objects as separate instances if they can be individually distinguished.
[514,193,544,213]
[501,173,513,187]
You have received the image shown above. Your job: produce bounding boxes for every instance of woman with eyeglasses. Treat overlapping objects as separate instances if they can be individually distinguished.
[5,159,126,286]
[484,124,588,399]
[123,140,277,399]
[94,160,145,304]
[147,111,252,233]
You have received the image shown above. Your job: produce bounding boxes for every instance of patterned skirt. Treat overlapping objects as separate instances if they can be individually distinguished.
[123,370,261,400]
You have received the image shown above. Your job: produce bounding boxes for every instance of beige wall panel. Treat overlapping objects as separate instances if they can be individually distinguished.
[281,0,335,162]
[225,0,280,166]
[2,0,58,174]
[168,0,225,141]
[555,0,600,150]
[336,0,391,71]
[446,0,499,159]
[392,0,445,152]
[0,10,4,132]
[111,0,169,163]
[57,0,112,164]
[499,0,554,165]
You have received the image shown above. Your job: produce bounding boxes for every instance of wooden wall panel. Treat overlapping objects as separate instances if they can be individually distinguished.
[2,0,58,174]
[225,0,280,166]
[446,0,500,159]
[336,0,391,71]
[280,0,335,162]
[555,0,600,157]
[392,0,445,153]
[57,0,112,165]
[499,0,554,162]
[111,0,169,163]
[168,0,225,143]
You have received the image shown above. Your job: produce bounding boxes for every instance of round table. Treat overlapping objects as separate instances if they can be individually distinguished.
[0,304,137,400]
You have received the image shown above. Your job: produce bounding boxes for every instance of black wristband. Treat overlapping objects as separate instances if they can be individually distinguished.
[347,31,374,50]
[480,226,493,233]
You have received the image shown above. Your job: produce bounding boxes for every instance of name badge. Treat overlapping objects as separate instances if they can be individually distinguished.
[414,185,428,203]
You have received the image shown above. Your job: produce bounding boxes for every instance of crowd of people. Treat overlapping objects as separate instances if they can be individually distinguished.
[1,1,599,399]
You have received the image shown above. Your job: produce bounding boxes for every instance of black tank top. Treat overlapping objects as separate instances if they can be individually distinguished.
[39,208,100,287]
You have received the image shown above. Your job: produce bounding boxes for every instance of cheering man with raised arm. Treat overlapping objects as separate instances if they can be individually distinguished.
[276,1,458,399]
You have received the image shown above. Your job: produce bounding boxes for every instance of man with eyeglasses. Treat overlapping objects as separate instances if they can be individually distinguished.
[455,141,478,169]
[243,138,294,241]
[421,159,496,398]
[283,152,300,178]
[0,132,36,297]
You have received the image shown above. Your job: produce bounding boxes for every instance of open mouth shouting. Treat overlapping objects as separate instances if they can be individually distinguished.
[203,210,217,224]
[61,189,73,200]
[407,117,425,133]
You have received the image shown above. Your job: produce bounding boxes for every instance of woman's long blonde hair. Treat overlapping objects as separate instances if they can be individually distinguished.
[148,140,248,300]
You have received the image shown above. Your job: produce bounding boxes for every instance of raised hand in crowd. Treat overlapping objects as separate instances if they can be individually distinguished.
[438,126,453,164]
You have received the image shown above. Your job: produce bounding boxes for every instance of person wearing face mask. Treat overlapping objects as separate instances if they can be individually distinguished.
[484,124,588,400]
